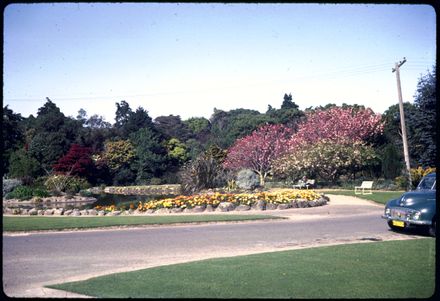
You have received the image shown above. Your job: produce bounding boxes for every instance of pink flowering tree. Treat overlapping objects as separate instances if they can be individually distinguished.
[289,106,384,148]
[274,106,384,182]
[223,124,293,186]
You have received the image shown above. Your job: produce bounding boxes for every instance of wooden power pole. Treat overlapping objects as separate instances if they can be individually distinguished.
[392,57,412,190]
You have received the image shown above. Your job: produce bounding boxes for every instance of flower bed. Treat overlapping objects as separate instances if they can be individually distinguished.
[95,190,328,213]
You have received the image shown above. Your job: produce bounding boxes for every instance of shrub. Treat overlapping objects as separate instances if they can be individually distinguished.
[236,169,260,190]
[5,185,34,200]
[179,150,229,195]
[44,175,91,194]
[32,188,50,198]
[2,178,22,197]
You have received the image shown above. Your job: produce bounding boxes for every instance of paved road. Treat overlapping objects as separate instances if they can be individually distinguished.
[2,195,421,298]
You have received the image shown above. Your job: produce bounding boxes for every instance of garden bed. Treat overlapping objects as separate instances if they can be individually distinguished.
[3,190,329,216]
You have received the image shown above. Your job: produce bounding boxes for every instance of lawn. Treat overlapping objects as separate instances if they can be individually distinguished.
[320,190,405,205]
[2,214,284,232]
[48,238,435,298]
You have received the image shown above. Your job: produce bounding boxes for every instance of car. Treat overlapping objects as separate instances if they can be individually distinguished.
[382,172,436,237]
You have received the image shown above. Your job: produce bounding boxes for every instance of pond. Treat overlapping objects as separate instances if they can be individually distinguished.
[4,193,175,211]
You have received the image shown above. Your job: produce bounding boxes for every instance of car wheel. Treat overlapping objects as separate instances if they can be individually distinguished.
[387,221,403,232]
[428,219,436,237]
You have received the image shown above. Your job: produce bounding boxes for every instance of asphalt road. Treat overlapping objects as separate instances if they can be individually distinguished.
[2,195,421,298]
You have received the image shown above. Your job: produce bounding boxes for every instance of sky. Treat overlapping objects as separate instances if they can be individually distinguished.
[3,3,436,124]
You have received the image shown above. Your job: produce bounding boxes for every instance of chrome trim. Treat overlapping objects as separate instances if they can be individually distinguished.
[382,215,432,225]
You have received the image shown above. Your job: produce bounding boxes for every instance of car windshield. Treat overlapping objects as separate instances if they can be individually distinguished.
[417,175,436,190]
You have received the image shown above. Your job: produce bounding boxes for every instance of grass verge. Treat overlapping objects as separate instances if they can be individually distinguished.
[47,238,435,298]
[320,190,405,205]
[2,215,283,232]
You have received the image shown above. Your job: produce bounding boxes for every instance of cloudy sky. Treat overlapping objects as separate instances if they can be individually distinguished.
[3,3,436,123]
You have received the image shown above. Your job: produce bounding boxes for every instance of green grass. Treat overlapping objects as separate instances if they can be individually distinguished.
[320,189,405,205]
[47,238,435,298]
[2,215,283,232]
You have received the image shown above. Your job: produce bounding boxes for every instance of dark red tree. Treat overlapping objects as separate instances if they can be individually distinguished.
[53,144,95,178]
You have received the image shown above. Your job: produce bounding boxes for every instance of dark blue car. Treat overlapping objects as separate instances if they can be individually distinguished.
[382,173,436,237]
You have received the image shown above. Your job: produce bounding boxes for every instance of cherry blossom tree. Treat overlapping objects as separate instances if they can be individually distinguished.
[273,139,379,182]
[289,107,384,149]
[223,124,293,186]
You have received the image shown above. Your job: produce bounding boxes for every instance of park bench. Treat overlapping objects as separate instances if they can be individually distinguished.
[355,181,373,195]
[293,179,316,189]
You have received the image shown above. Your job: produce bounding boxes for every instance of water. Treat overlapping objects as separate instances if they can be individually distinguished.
[4,194,175,210]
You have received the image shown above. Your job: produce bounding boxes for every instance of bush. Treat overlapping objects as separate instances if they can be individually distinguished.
[32,188,50,198]
[44,175,91,194]
[179,151,229,195]
[5,185,34,200]
[236,169,260,190]
[2,178,22,197]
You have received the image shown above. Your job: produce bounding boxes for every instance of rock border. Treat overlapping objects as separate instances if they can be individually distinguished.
[3,196,329,216]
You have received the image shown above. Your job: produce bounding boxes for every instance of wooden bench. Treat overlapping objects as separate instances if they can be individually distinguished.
[355,181,373,195]
[293,179,316,189]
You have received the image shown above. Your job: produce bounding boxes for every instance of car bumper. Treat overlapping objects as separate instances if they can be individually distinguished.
[382,215,432,226]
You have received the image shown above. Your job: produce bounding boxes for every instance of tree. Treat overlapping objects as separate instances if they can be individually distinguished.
[408,66,436,167]
[3,106,25,175]
[266,93,304,129]
[114,101,155,138]
[8,148,40,179]
[130,128,169,183]
[27,98,83,173]
[289,106,384,148]
[209,108,273,148]
[166,138,189,165]
[154,115,192,141]
[273,140,379,183]
[223,124,293,186]
[52,144,95,180]
[102,140,136,172]
[281,93,298,110]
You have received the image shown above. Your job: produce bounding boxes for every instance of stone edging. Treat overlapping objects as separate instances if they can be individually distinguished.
[3,196,329,216]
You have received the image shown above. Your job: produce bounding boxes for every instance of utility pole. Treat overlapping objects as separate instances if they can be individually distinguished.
[392,57,412,190]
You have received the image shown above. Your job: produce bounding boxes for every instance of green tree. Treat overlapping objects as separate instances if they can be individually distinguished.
[154,115,192,141]
[209,108,272,148]
[114,101,155,138]
[266,93,304,129]
[130,128,169,183]
[8,148,41,179]
[27,98,83,173]
[3,106,25,175]
[408,66,436,167]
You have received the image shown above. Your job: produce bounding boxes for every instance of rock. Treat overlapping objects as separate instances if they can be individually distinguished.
[251,200,266,210]
[4,207,13,214]
[171,207,183,213]
[183,208,193,213]
[29,208,38,215]
[97,210,106,216]
[277,203,291,210]
[155,208,170,214]
[297,199,308,208]
[12,208,22,215]
[308,200,316,207]
[87,209,97,216]
[79,209,88,216]
[236,204,251,211]
[20,208,29,215]
[205,204,214,212]
[71,209,81,216]
[146,209,155,214]
[266,203,278,210]
[217,202,235,212]
[192,205,206,213]
[112,210,121,216]
[37,210,45,215]
[53,208,64,215]
[64,210,73,216]
[290,200,298,208]
[44,209,55,215]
